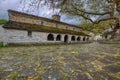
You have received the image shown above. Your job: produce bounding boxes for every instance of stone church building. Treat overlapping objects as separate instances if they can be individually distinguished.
[0,10,90,45]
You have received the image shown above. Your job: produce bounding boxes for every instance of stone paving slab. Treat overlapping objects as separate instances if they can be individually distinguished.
[0,42,120,80]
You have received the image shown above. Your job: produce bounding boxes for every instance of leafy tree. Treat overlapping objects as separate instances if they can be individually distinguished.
[79,21,110,34]
[20,0,120,36]
[20,0,120,23]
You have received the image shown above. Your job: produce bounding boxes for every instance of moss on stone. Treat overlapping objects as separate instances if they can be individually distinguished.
[3,21,89,36]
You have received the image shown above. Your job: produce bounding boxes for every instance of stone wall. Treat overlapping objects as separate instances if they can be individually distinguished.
[9,11,82,32]
[3,29,88,45]
[0,25,4,42]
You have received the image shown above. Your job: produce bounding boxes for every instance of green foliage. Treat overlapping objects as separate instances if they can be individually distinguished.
[0,43,3,48]
[79,21,110,34]
[0,19,7,24]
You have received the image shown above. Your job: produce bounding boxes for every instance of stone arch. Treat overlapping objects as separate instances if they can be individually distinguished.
[87,37,89,41]
[47,34,54,41]
[64,35,68,43]
[56,34,61,41]
[71,36,75,41]
[105,35,108,39]
[77,37,80,41]
[83,37,86,41]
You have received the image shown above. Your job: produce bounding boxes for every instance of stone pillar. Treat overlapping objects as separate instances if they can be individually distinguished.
[81,36,83,41]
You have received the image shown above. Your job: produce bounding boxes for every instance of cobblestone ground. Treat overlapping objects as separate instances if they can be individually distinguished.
[0,42,120,80]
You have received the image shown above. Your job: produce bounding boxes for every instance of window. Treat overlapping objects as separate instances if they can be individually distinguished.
[28,31,32,37]
[40,21,44,26]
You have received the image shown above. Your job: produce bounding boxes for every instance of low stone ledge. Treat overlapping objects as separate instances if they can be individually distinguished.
[4,41,92,47]
[97,40,120,44]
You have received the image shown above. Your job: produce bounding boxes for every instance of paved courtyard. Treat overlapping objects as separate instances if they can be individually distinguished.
[0,42,120,80]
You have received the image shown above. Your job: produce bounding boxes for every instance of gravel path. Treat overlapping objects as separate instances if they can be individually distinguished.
[0,42,120,80]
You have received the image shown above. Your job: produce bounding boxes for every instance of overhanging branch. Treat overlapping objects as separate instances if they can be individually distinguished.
[72,4,111,16]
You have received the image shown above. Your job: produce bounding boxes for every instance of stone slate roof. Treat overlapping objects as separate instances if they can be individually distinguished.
[3,21,89,36]
[8,10,82,29]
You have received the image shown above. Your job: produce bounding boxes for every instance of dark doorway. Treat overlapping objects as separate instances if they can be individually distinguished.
[56,35,61,41]
[64,35,68,43]
[83,37,86,41]
[105,35,108,39]
[77,37,80,41]
[47,34,54,41]
[71,36,75,41]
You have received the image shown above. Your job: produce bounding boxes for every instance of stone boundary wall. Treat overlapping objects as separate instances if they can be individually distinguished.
[97,40,120,44]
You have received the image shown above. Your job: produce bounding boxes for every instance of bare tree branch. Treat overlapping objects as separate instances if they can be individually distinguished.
[72,4,111,16]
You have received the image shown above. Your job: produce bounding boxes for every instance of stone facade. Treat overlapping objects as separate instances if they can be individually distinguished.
[2,10,90,46]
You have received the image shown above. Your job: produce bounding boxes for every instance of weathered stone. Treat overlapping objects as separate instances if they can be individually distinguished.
[0,43,120,79]
[19,68,37,77]
[41,70,64,80]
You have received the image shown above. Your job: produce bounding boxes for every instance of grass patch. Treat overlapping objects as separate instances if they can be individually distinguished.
[0,43,3,48]
[0,19,7,24]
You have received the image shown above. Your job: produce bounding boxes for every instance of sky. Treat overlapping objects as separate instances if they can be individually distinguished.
[0,0,80,25]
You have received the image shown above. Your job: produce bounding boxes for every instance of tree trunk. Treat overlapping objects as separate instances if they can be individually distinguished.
[111,13,120,38]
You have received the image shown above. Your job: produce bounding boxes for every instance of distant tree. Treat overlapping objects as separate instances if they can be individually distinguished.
[0,19,7,24]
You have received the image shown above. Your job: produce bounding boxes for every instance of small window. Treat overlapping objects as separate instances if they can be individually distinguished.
[28,31,32,37]
[40,21,44,26]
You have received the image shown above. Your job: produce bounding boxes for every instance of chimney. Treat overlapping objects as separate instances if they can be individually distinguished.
[52,15,60,21]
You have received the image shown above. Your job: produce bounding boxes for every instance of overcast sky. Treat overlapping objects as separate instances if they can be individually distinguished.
[0,0,80,25]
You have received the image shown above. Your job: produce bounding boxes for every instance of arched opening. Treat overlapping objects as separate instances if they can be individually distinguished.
[64,35,68,43]
[71,36,75,41]
[83,37,86,41]
[77,37,80,41]
[105,35,107,39]
[87,37,89,41]
[47,34,54,41]
[56,34,61,41]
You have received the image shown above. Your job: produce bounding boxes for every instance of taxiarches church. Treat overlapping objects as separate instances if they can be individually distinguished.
[1,10,91,45]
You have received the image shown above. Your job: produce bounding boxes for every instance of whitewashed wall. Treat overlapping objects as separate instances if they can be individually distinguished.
[3,29,87,45]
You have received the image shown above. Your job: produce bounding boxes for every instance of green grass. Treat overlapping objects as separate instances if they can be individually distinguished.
[0,43,3,48]
[0,19,7,24]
